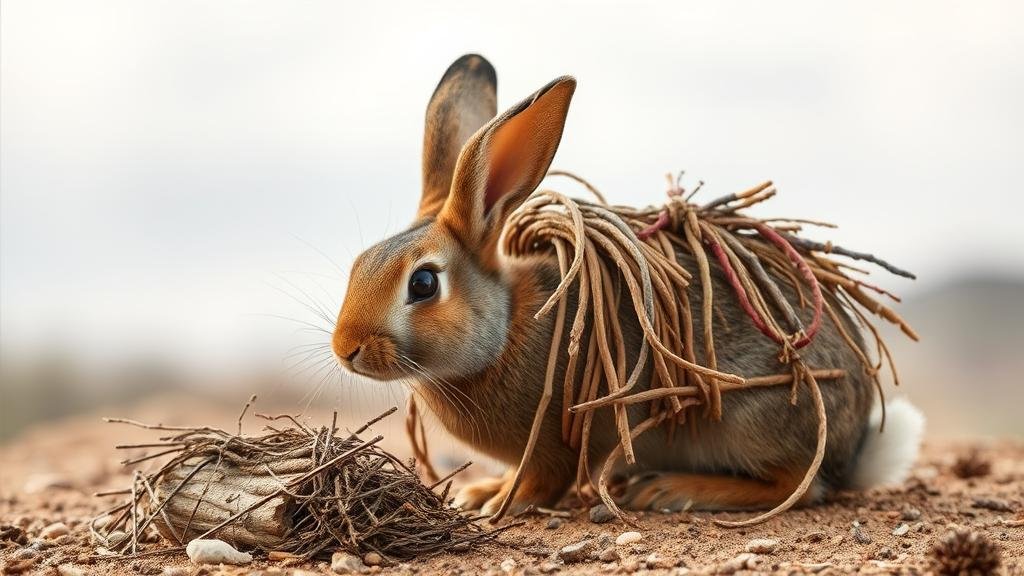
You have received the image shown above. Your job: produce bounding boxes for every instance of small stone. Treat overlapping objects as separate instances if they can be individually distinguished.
[40,522,70,539]
[717,553,759,574]
[875,546,895,560]
[892,523,910,536]
[500,558,516,572]
[546,517,563,530]
[596,532,614,549]
[23,473,73,494]
[973,497,1013,512]
[616,531,642,546]
[901,507,922,521]
[558,538,596,563]
[744,538,778,554]
[331,551,366,573]
[644,552,665,568]
[162,568,188,576]
[538,561,561,573]
[804,531,826,543]
[363,551,383,566]
[589,504,616,524]
[185,539,253,565]
[598,546,620,562]
[57,566,86,576]
[106,530,127,547]
[851,521,872,545]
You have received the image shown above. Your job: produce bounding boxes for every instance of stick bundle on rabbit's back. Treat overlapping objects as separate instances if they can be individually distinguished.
[332,54,924,525]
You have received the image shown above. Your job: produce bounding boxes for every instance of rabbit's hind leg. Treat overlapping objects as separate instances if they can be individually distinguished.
[621,468,824,512]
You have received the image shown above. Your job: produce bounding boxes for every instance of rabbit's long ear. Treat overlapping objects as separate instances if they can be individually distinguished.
[419,54,498,218]
[438,76,576,260]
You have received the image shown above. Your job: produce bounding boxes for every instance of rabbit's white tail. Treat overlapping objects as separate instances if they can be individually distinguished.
[849,397,925,490]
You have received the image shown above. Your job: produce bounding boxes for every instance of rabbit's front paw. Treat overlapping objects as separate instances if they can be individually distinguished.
[452,475,508,511]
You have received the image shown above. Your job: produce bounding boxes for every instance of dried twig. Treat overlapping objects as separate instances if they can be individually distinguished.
[94,405,509,561]
[406,171,916,527]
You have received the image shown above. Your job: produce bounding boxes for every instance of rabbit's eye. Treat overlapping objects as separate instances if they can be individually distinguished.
[408,268,439,302]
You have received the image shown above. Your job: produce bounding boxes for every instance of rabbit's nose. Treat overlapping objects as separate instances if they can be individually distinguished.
[332,327,363,367]
[346,345,362,364]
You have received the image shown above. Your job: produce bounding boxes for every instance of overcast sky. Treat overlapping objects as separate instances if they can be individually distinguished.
[2,1,1022,372]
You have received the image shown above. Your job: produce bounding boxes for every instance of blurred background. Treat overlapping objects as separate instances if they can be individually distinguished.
[2,0,1022,447]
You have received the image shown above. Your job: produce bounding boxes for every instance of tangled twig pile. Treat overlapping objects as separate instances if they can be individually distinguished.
[408,171,917,527]
[91,401,508,561]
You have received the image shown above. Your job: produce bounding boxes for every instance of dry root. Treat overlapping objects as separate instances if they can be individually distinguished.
[408,171,916,528]
[92,402,509,561]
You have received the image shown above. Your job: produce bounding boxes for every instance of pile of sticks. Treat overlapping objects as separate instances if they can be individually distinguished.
[92,401,507,561]
[409,172,916,527]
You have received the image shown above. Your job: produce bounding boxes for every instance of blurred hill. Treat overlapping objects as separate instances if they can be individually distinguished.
[2,273,1022,443]
[882,273,1024,438]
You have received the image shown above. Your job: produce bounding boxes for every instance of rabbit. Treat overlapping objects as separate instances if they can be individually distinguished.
[331,54,924,516]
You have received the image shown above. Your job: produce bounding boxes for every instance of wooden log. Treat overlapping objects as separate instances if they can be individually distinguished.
[153,457,300,549]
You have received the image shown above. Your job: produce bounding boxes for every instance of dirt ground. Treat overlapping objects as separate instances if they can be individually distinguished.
[1,398,1022,575]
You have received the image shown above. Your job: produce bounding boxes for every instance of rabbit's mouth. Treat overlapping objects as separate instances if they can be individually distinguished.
[335,333,407,381]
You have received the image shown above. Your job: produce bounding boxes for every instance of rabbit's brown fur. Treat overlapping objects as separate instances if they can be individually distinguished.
[334,54,884,515]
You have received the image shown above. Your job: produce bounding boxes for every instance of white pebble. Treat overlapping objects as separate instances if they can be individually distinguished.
[331,551,366,574]
[57,566,86,576]
[616,531,643,546]
[363,551,383,566]
[745,538,779,554]
[500,558,517,572]
[892,523,910,536]
[184,538,252,565]
[41,522,70,539]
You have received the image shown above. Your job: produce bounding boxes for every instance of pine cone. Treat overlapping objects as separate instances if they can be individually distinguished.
[931,528,1001,576]
[952,450,992,479]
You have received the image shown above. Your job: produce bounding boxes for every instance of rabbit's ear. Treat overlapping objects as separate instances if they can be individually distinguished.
[419,54,498,219]
[439,75,576,258]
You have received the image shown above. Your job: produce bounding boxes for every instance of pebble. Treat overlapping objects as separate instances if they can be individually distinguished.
[598,546,620,562]
[744,538,778,554]
[851,521,872,545]
[973,497,1014,512]
[892,523,910,536]
[538,561,561,573]
[363,551,383,566]
[876,546,896,560]
[589,504,616,524]
[558,538,596,563]
[644,552,665,568]
[23,473,73,494]
[331,551,366,573]
[56,566,86,576]
[901,507,922,521]
[500,558,516,572]
[162,568,188,576]
[803,531,826,543]
[545,517,563,530]
[615,531,642,546]
[717,553,759,574]
[40,522,70,539]
[184,539,253,565]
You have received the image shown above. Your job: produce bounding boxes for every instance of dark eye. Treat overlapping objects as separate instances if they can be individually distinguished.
[408,268,438,302]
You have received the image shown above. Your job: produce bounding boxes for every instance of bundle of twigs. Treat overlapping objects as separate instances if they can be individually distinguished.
[91,401,507,561]
[408,171,916,527]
